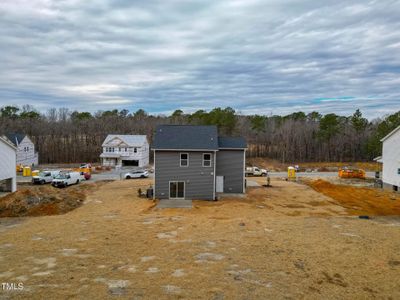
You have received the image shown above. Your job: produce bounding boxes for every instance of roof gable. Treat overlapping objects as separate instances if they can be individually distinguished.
[105,137,128,147]
[381,125,400,142]
[0,136,18,150]
[153,125,219,150]
[5,133,26,147]
[102,135,147,147]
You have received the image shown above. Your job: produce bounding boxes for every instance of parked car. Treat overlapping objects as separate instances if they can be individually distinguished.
[245,166,268,177]
[32,170,60,185]
[52,171,82,188]
[81,172,91,180]
[80,163,92,170]
[124,170,149,179]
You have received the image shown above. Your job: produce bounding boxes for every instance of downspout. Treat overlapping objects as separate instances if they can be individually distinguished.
[153,150,156,200]
[213,151,216,200]
[243,149,246,193]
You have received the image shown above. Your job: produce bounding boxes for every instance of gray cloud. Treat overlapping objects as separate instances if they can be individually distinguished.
[0,0,400,119]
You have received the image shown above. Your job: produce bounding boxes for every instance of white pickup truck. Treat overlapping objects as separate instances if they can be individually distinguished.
[245,166,268,177]
[32,170,60,185]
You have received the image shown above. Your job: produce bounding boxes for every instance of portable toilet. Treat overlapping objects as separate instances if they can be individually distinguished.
[32,170,40,177]
[288,166,296,180]
[23,166,32,177]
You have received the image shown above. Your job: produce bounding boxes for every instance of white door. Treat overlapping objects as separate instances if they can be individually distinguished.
[216,176,224,193]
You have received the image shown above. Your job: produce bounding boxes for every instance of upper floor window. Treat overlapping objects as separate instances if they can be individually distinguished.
[180,153,189,167]
[398,168,400,175]
[125,148,128,152]
[203,153,212,167]
[134,148,137,153]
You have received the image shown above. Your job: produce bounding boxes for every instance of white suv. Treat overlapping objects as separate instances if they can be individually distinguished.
[124,170,149,179]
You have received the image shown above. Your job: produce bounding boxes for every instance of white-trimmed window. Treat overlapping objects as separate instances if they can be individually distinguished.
[134,148,137,153]
[203,153,212,167]
[180,153,189,167]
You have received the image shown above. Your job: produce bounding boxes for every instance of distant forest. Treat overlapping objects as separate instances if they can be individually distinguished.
[0,105,399,164]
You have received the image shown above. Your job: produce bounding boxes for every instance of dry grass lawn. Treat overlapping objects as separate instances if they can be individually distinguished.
[0,178,400,299]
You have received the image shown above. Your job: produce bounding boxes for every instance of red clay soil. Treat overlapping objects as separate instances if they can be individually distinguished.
[0,182,106,217]
[306,179,400,216]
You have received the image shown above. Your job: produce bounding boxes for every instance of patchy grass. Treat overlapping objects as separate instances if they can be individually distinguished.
[0,179,400,299]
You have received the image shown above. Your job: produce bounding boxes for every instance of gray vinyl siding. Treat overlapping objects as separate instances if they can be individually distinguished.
[216,150,244,193]
[154,151,215,200]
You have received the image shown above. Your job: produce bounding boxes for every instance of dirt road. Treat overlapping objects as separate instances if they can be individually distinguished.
[0,179,400,299]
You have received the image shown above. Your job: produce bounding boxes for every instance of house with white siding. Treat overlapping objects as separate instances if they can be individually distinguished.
[379,125,400,192]
[5,133,39,166]
[100,135,149,167]
[0,136,17,193]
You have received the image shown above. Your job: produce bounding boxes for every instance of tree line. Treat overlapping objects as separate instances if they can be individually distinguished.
[0,105,399,164]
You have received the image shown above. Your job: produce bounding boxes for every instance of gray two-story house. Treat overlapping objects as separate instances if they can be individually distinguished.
[152,125,246,200]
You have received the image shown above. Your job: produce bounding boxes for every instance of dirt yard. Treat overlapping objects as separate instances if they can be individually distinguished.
[0,178,400,299]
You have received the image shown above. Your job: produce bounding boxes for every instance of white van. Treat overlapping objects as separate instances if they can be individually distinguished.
[32,170,60,185]
[52,171,82,188]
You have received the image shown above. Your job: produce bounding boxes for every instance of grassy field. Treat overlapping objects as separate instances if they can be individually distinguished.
[0,178,399,299]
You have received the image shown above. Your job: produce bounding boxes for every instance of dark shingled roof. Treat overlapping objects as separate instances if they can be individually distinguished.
[218,137,247,149]
[153,125,219,150]
[153,125,247,150]
[5,133,26,147]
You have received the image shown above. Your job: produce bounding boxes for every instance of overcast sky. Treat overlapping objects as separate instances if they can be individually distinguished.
[1,0,400,118]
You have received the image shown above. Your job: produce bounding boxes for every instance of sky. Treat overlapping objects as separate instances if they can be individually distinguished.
[1,0,400,119]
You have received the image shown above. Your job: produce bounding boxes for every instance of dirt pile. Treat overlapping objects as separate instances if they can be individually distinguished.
[0,182,106,217]
[306,179,400,215]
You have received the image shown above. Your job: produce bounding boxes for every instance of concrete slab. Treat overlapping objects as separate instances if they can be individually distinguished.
[0,192,10,199]
[156,199,192,209]
[217,193,246,199]
[246,180,260,187]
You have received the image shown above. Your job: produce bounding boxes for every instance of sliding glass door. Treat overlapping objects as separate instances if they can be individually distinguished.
[169,181,185,199]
